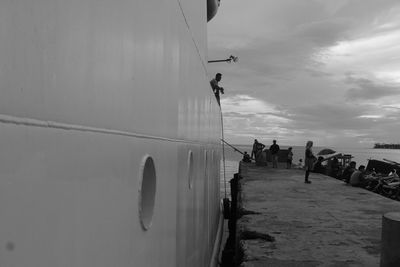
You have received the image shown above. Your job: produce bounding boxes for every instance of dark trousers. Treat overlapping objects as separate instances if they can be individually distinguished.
[214,93,220,105]
[305,170,310,181]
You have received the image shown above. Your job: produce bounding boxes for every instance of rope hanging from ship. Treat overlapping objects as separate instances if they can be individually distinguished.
[220,105,233,220]
[220,106,227,200]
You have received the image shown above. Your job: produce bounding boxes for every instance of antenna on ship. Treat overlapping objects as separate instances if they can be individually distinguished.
[208,55,238,63]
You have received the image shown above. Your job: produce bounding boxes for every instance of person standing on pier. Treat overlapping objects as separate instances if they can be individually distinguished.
[304,141,316,184]
[210,73,224,105]
[254,141,266,164]
[269,140,280,168]
[251,139,258,159]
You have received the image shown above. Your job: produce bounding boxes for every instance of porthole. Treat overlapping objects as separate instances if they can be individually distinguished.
[138,155,157,231]
[188,150,194,189]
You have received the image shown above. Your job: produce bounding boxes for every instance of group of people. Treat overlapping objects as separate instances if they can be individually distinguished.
[242,139,294,169]
[243,139,325,184]
[340,161,399,189]
[241,138,400,195]
[210,73,400,190]
[249,139,286,168]
[304,149,400,193]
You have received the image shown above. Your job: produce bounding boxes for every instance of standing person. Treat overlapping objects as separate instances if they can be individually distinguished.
[210,73,224,105]
[255,141,265,162]
[304,141,316,184]
[286,147,293,169]
[269,140,280,168]
[251,139,258,159]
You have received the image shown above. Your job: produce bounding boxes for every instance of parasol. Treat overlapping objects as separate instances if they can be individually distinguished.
[317,148,336,156]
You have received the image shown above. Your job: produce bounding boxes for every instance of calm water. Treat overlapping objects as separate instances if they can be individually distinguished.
[219,144,400,198]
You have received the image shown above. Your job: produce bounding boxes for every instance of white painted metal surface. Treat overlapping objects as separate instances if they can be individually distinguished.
[0,1,222,266]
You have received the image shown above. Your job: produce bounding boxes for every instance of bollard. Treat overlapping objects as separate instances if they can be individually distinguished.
[381,212,400,267]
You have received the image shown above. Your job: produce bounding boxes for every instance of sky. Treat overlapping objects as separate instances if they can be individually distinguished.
[207,0,400,148]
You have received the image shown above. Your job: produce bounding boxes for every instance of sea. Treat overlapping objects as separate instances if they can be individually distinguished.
[219,145,400,199]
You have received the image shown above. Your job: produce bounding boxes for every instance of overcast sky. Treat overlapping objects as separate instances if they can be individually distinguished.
[207,0,400,148]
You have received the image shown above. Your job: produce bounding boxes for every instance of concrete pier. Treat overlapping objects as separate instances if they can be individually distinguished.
[236,162,400,266]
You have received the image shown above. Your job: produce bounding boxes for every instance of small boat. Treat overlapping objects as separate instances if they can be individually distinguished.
[366,159,400,175]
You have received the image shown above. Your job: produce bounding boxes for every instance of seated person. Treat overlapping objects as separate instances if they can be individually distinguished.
[369,168,377,177]
[297,159,304,169]
[349,165,367,187]
[329,157,340,178]
[242,152,251,163]
[367,169,399,192]
[341,161,356,184]
[363,169,379,189]
[388,169,399,178]
[313,156,326,174]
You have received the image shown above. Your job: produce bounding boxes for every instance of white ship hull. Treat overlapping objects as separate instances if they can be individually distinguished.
[0,1,222,266]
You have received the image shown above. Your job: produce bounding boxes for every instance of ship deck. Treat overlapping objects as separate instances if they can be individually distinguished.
[236,162,400,266]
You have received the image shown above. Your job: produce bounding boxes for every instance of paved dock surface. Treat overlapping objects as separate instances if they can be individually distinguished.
[237,163,400,267]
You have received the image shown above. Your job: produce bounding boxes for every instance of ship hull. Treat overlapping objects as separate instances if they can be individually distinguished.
[0,1,222,266]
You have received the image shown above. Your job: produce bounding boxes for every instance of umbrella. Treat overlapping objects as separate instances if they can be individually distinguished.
[317,148,336,156]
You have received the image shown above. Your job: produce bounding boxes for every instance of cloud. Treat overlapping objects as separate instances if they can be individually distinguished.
[222,94,400,146]
[208,0,400,147]
[344,76,400,100]
[293,18,355,46]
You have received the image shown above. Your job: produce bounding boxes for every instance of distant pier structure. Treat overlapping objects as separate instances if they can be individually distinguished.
[374,143,400,149]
